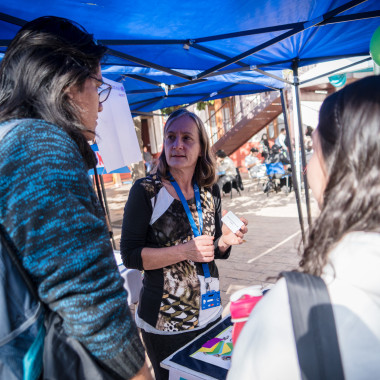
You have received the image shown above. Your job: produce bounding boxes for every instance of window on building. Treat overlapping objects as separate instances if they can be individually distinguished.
[268,121,275,139]
[277,113,285,135]
[234,97,241,122]
[223,106,231,132]
[210,110,217,144]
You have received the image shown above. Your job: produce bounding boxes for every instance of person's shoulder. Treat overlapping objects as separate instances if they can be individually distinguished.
[2,118,76,149]
[208,183,221,198]
[132,174,163,196]
[0,118,79,161]
[135,173,162,186]
[4,118,65,134]
[131,176,149,190]
[229,278,299,380]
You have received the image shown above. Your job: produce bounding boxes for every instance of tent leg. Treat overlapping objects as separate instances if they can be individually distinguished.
[100,176,116,250]
[280,89,305,244]
[292,60,312,227]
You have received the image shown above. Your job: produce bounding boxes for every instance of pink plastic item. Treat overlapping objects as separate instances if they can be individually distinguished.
[230,286,263,345]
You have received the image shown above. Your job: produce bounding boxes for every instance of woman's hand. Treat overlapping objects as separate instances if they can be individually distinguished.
[182,235,215,263]
[141,235,214,269]
[220,210,248,247]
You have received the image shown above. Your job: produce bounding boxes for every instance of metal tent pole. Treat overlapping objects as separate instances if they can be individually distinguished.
[280,89,305,244]
[99,175,116,250]
[300,57,372,86]
[292,60,312,227]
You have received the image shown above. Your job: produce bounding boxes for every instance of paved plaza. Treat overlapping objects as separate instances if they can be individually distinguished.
[105,177,319,315]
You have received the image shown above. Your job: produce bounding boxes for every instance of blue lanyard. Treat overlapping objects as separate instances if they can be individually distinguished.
[169,175,211,279]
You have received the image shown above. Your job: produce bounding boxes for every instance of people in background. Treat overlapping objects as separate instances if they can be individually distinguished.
[304,126,314,151]
[143,145,154,174]
[121,109,248,380]
[260,133,270,159]
[0,16,150,380]
[304,125,314,163]
[228,76,380,379]
[216,149,238,193]
[265,144,290,166]
[245,147,264,179]
[274,128,287,152]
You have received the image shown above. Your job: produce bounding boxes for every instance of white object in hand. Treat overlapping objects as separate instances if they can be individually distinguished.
[221,211,244,233]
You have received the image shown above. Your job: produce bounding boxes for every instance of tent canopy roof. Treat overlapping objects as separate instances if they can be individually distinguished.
[0,0,379,112]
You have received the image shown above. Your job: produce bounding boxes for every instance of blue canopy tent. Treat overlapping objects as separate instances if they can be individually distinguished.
[101,66,285,113]
[0,0,379,113]
[0,0,379,239]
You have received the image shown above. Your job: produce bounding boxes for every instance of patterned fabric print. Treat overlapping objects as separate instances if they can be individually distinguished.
[159,260,199,331]
[144,176,216,331]
[140,174,160,198]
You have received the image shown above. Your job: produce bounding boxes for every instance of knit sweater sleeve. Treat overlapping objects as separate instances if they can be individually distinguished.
[0,120,145,379]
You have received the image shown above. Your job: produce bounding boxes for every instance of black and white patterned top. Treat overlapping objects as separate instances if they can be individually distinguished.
[120,174,231,334]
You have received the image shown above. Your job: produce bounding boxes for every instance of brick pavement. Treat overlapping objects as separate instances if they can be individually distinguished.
[105,178,319,315]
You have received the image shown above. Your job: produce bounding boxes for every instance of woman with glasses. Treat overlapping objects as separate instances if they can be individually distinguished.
[0,16,151,379]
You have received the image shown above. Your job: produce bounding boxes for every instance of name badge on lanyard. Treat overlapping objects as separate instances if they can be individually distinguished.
[169,174,221,310]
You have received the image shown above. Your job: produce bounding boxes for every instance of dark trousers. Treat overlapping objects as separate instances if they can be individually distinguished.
[141,317,221,380]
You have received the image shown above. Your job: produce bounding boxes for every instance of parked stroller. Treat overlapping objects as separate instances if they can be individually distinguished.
[263,145,292,196]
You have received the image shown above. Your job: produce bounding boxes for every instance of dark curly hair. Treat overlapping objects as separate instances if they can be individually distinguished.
[0,16,107,168]
[300,76,380,276]
[156,108,216,187]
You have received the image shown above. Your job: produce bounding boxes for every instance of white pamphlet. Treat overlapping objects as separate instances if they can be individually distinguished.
[221,211,244,233]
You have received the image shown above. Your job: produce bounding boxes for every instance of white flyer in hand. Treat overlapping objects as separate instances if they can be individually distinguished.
[221,211,244,233]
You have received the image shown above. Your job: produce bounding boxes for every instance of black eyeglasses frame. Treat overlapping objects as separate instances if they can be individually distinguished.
[89,75,112,104]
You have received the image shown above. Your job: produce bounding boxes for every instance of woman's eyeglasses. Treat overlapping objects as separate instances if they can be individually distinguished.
[89,76,112,104]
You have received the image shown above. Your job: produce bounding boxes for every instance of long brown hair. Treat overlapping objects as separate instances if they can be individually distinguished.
[156,108,216,187]
[0,16,106,168]
[300,76,380,276]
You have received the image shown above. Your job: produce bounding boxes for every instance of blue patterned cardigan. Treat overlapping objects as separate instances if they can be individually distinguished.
[0,119,145,379]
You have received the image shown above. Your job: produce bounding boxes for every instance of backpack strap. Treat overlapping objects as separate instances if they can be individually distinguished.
[282,271,345,380]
